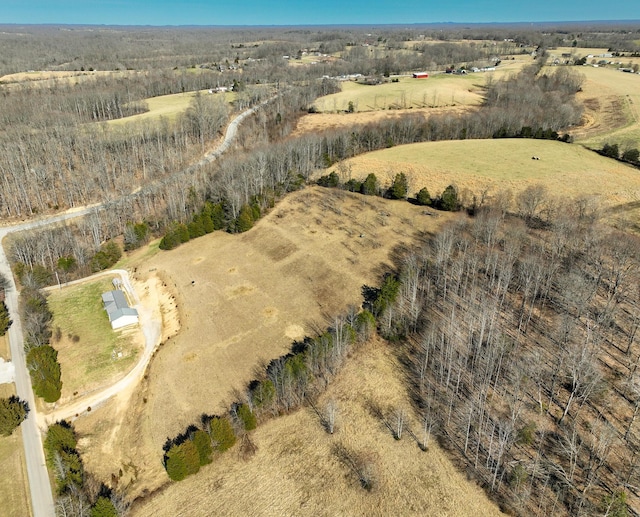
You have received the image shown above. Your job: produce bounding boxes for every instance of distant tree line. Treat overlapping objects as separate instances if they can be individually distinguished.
[598,142,640,167]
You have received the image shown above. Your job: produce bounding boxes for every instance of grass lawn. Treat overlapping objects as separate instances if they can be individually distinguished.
[48,276,139,400]
[0,384,32,517]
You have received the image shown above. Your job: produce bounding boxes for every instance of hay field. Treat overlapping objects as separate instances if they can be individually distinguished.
[105,90,235,126]
[0,383,32,517]
[47,276,140,402]
[132,337,503,517]
[72,187,457,501]
[570,65,640,148]
[312,74,484,113]
[327,139,640,216]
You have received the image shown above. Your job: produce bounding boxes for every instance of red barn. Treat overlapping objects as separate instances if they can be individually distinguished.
[412,72,429,79]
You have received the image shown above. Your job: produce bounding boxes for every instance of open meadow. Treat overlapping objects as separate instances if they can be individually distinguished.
[47,276,141,403]
[327,138,640,222]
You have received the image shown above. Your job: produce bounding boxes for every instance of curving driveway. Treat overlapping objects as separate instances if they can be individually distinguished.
[0,96,275,517]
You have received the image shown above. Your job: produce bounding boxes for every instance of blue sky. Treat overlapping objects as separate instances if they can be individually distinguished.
[2,0,640,25]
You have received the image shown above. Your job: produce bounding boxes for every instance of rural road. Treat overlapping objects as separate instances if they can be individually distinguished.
[0,96,274,517]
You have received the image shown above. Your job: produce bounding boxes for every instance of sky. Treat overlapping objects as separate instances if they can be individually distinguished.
[1,0,640,26]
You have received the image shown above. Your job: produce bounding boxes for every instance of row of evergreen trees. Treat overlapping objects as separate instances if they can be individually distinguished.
[20,286,62,403]
[316,171,462,212]
[162,299,389,482]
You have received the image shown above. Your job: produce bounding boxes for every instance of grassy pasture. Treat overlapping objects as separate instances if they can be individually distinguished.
[0,383,32,517]
[571,65,640,149]
[105,90,236,126]
[131,337,503,517]
[312,74,484,113]
[328,139,640,219]
[47,276,139,401]
[71,187,462,501]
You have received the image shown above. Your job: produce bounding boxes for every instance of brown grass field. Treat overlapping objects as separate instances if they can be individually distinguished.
[47,276,141,403]
[569,65,640,148]
[131,337,503,517]
[326,138,640,224]
[0,382,32,517]
[67,187,507,514]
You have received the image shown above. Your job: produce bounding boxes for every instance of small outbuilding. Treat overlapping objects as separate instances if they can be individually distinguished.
[412,72,429,79]
[102,290,138,330]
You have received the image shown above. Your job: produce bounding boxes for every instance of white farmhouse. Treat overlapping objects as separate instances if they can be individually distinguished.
[102,290,138,330]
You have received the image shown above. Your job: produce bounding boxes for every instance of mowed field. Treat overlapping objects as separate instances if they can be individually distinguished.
[105,90,236,127]
[326,139,640,221]
[569,64,640,148]
[47,276,141,403]
[132,337,503,517]
[0,381,32,517]
[68,187,506,511]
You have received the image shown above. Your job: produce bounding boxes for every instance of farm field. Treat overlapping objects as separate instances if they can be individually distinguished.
[0,383,32,517]
[326,138,640,222]
[105,90,235,126]
[47,276,141,402]
[131,337,504,517]
[569,65,640,148]
[312,74,485,113]
[71,186,459,501]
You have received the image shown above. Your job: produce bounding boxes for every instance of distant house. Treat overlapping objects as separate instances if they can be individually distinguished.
[412,72,429,79]
[102,290,138,330]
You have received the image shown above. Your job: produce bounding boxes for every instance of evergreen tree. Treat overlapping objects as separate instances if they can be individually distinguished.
[0,301,12,336]
[0,396,29,436]
[237,403,257,431]
[388,172,409,200]
[27,344,62,402]
[235,205,254,233]
[416,187,432,206]
[90,496,118,517]
[439,184,460,211]
[208,416,236,452]
[360,173,378,196]
[192,429,213,465]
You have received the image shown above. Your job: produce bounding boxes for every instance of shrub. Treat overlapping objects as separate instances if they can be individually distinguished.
[91,496,118,517]
[622,148,639,163]
[387,172,409,200]
[438,185,460,211]
[360,173,378,196]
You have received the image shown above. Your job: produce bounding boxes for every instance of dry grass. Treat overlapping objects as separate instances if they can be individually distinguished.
[72,187,458,502]
[570,65,640,147]
[131,337,504,517]
[0,383,32,517]
[327,138,640,220]
[47,276,140,402]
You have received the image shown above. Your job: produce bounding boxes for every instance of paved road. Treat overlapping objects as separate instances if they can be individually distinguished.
[0,97,274,517]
